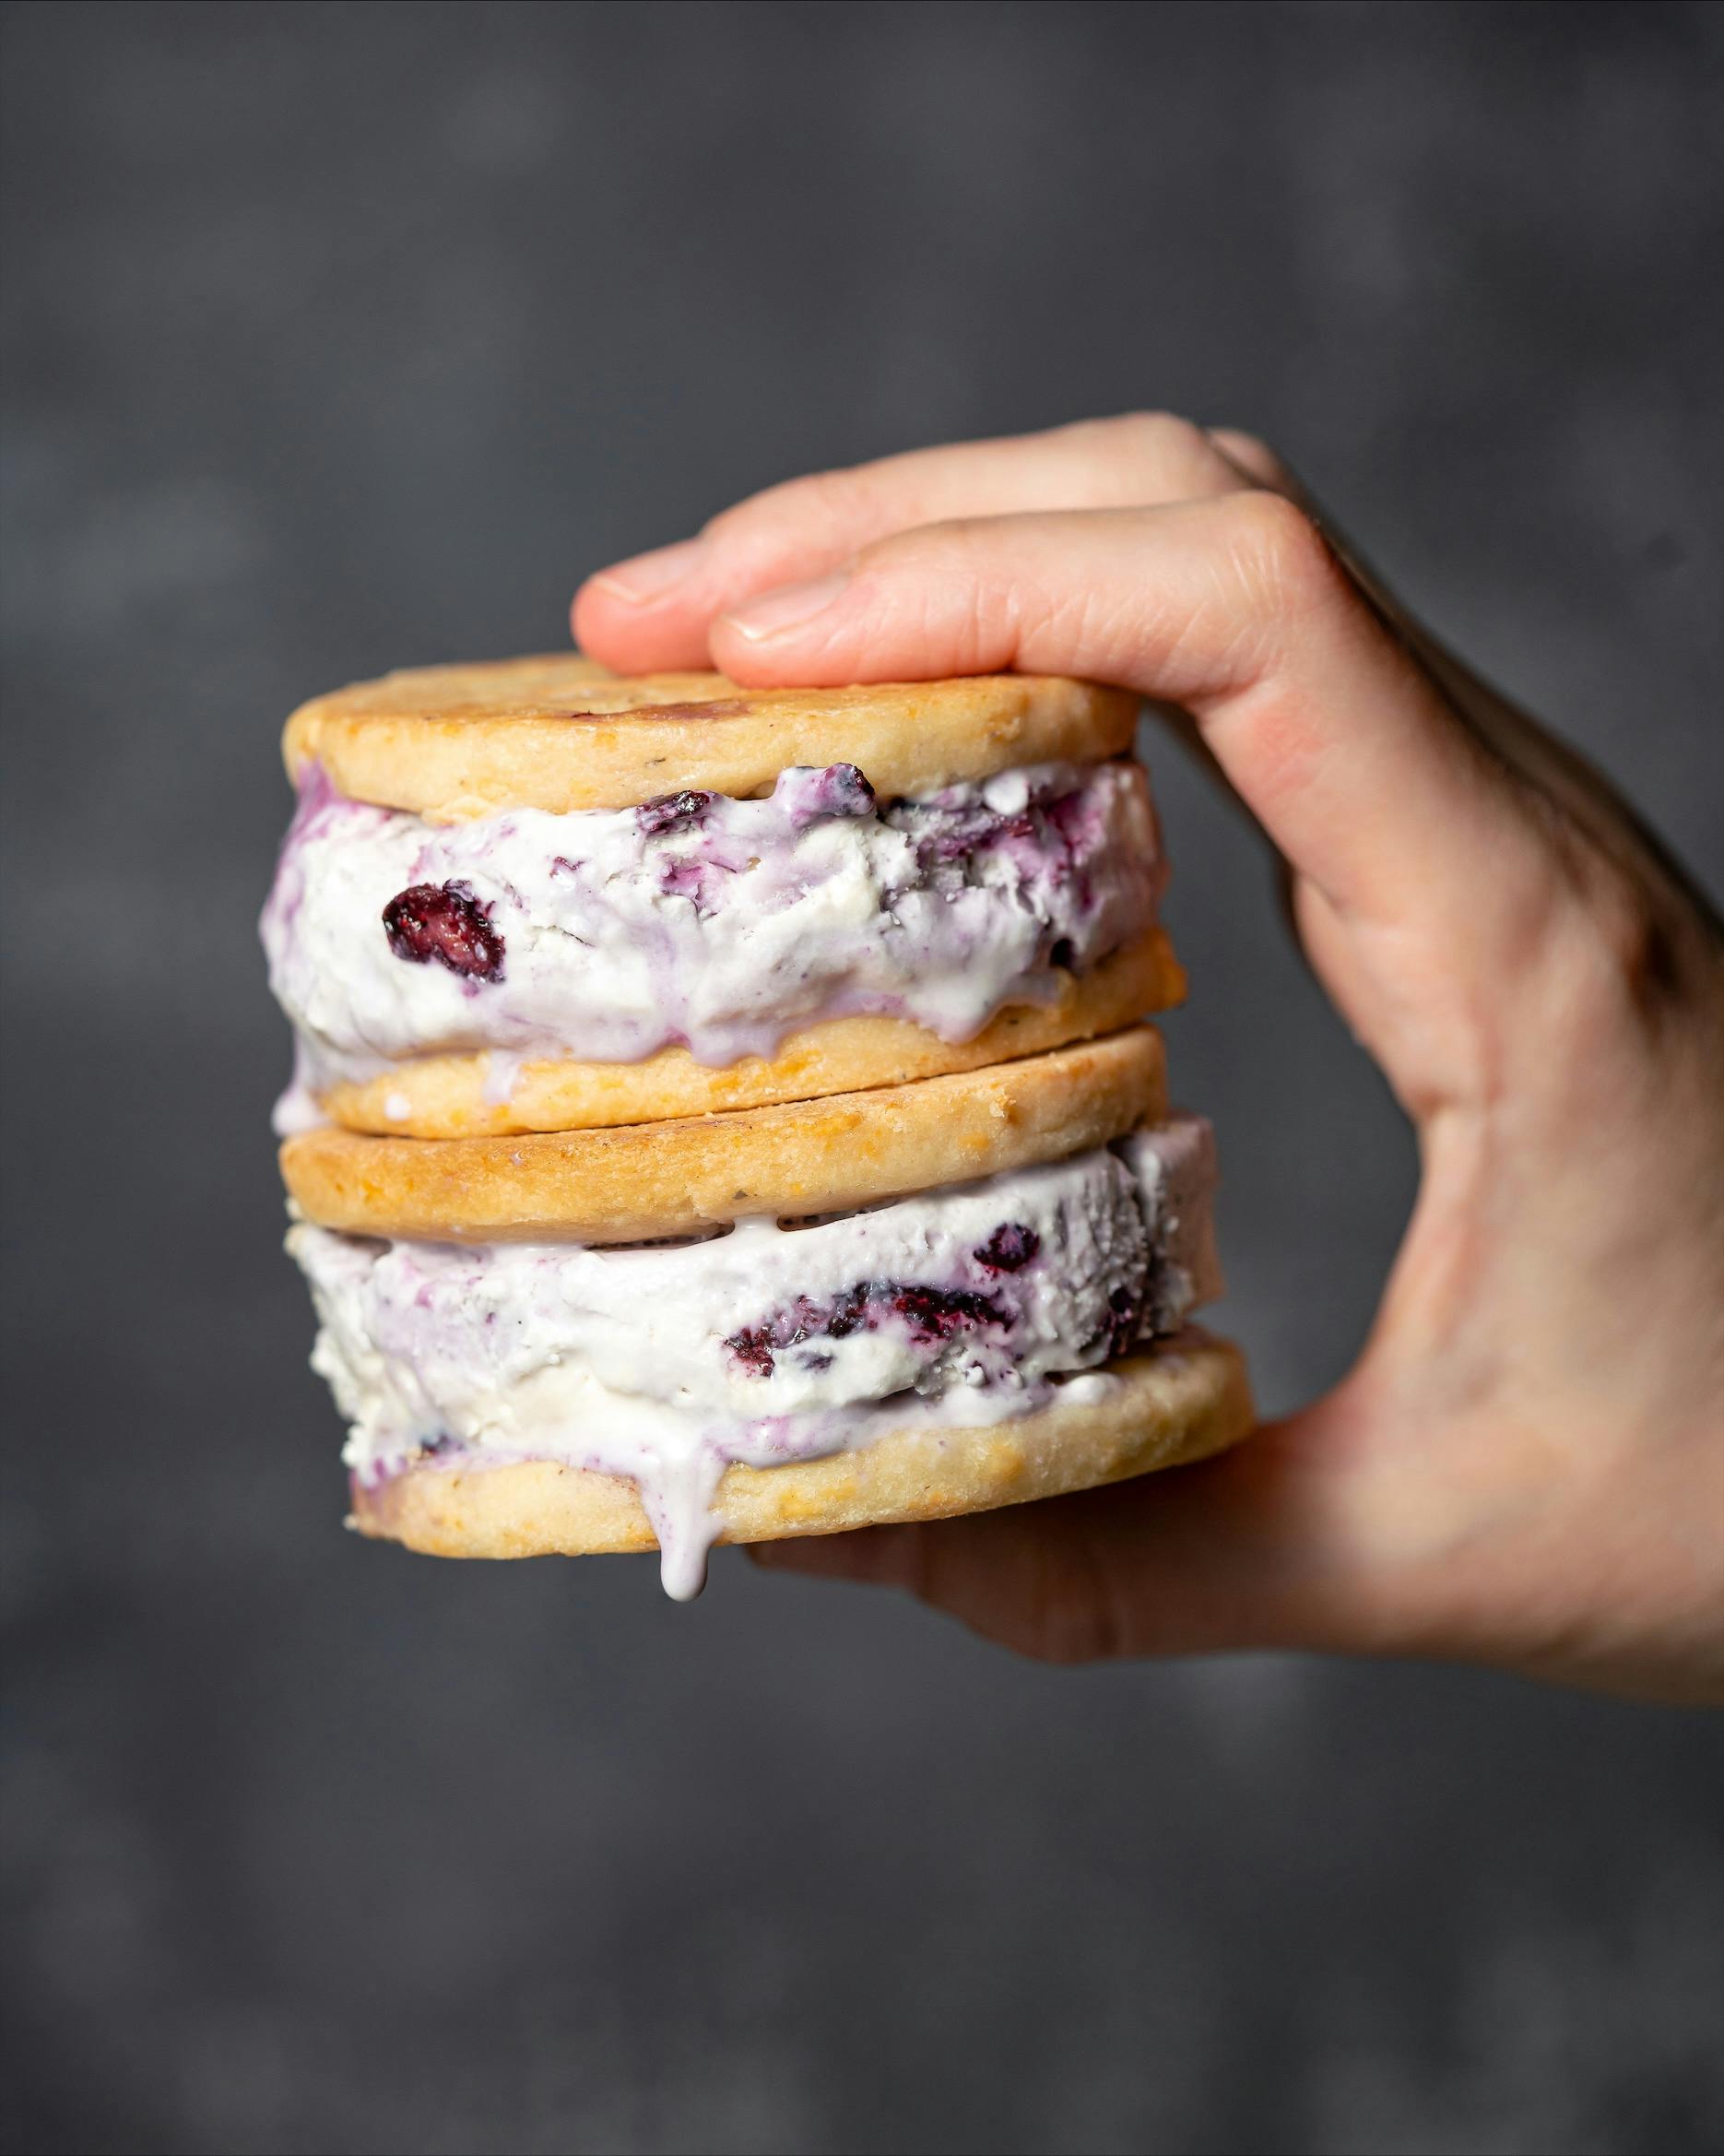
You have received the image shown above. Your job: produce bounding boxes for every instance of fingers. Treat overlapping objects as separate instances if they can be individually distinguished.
[748,1404,1411,1664]
[748,1505,1172,1664]
[705,498,1549,993]
[574,413,1254,670]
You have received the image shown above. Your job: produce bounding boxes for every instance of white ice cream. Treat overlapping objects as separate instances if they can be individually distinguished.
[261,758,1162,1115]
[289,1118,1221,1598]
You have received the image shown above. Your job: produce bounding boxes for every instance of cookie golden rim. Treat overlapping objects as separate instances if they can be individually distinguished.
[348,1333,1255,1558]
[281,1026,1166,1245]
[282,656,1140,822]
[319,930,1185,1137]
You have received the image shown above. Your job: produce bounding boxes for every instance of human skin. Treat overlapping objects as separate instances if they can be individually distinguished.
[573,414,1724,1705]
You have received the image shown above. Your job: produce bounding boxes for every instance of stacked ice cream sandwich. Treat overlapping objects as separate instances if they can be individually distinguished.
[264,657,1253,1596]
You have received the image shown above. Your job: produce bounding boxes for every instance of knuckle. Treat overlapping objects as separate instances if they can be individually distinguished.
[793,462,875,531]
[1115,407,1202,448]
[1105,409,1214,471]
[1218,423,1274,461]
[1021,1545,1129,1664]
[705,463,867,550]
[1223,489,1339,617]
[917,1524,1126,1665]
[1210,425,1290,487]
[1565,856,1687,1025]
[857,513,973,572]
[1517,800,1700,1049]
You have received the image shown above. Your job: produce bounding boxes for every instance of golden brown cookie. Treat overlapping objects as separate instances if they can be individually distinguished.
[282,655,1139,822]
[281,1026,1166,1244]
[319,930,1185,1137]
[348,1333,1254,1558]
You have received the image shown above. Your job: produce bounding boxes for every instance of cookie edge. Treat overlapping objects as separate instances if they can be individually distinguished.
[348,1333,1255,1558]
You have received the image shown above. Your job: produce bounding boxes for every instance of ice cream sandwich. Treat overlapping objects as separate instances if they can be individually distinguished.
[263,657,1185,1136]
[264,657,1253,1595]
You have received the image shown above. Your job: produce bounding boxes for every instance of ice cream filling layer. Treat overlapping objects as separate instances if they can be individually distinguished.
[261,757,1162,1114]
[289,1116,1221,1598]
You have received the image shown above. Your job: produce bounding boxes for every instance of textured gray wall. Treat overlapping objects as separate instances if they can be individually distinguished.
[3,5,1721,2152]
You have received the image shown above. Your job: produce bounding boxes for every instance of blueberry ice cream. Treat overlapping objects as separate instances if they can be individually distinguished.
[262,757,1163,1119]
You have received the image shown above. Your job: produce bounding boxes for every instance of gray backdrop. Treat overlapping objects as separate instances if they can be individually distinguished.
[3,5,1721,2152]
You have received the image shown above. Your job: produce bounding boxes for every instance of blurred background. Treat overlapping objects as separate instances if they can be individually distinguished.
[3,4,1721,2150]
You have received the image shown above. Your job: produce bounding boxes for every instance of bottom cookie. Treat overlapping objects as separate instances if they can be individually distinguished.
[348,1333,1254,1585]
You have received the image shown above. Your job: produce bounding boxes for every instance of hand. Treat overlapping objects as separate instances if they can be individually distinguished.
[573,415,1724,1705]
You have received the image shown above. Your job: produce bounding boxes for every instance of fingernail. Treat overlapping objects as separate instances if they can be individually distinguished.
[725,572,850,642]
[591,538,705,606]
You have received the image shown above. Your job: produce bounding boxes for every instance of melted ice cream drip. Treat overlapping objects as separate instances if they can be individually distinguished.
[289,1119,1220,1598]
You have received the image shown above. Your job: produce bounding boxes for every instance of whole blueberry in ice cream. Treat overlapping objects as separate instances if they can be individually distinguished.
[809,764,877,818]
[726,1327,778,1379]
[635,789,716,837]
[973,1222,1041,1273]
[1103,1284,1143,1356]
[382,882,505,981]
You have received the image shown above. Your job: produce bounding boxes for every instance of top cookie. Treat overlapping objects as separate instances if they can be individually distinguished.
[281,656,1139,822]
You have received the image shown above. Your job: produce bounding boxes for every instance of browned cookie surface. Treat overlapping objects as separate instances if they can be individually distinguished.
[282,655,1139,821]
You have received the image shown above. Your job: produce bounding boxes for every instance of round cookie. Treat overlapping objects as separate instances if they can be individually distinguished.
[320,930,1185,1137]
[282,654,1139,822]
[281,1026,1166,1244]
[348,1333,1255,1558]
